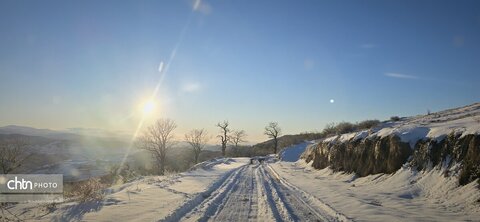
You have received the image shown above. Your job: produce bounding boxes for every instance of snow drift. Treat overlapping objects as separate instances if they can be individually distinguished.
[279,141,316,162]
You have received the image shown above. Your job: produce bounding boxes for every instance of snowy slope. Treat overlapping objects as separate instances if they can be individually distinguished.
[279,141,316,162]
[7,158,250,221]
[323,102,480,147]
[271,160,480,222]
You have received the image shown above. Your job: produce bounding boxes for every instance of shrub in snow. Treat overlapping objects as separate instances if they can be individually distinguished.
[356,120,381,130]
[71,178,106,202]
[334,122,356,134]
[390,116,401,121]
[108,163,138,184]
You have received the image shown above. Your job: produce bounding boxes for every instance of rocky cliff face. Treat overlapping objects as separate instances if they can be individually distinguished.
[302,135,410,176]
[301,103,480,186]
[413,134,480,185]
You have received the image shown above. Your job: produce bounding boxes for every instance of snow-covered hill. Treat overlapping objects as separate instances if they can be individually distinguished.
[323,102,480,147]
[302,102,480,185]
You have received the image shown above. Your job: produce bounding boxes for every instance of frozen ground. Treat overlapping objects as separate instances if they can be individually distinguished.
[6,153,480,221]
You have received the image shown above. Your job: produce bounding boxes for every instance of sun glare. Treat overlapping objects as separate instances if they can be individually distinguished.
[143,100,155,115]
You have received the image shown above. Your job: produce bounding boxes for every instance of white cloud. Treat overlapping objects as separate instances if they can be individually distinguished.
[193,0,212,15]
[181,82,202,93]
[384,73,419,79]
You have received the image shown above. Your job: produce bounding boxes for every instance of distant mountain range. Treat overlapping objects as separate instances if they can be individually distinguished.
[0,125,221,151]
[0,125,134,141]
[0,125,81,140]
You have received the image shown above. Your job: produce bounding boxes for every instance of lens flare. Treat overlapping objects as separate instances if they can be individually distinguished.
[142,100,155,115]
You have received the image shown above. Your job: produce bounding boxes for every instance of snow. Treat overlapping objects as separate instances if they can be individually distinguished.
[6,155,480,221]
[375,126,430,148]
[339,132,357,142]
[353,130,369,141]
[7,158,250,221]
[325,102,480,148]
[323,130,370,145]
[323,135,339,143]
[270,160,480,221]
[279,141,316,162]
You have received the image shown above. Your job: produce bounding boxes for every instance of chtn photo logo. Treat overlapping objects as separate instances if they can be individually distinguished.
[6,176,59,190]
[0,174,63,202]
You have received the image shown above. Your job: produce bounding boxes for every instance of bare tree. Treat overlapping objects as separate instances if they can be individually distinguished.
[230,130,247,156]
[230,130,247,147]
[264,122,282,154]
[0,137,30,174]
[185,129,209,164]
[216,120,230,156]
[137,119,177,175]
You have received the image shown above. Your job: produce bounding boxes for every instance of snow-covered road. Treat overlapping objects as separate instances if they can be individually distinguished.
[8,156,479,221]
[163,162,349,222]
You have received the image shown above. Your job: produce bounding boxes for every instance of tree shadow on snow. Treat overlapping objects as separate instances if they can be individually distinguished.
[51,200,104,221]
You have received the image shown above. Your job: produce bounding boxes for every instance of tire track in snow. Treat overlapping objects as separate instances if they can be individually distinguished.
[266,165,352,222]
[261,164,326,221]
[162,161,351,222]
[254,164,281,221]
[257,164,296,221]
[211,165,258,221]
[160,165,245,222]
[193,166,247,222]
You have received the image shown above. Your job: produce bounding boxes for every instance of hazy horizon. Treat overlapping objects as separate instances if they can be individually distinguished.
[1,0,480,143]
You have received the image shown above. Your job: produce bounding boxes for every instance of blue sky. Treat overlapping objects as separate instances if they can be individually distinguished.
[1,0,479,142]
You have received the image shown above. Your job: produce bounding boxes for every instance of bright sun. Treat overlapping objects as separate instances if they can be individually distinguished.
[142,100,155,115]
